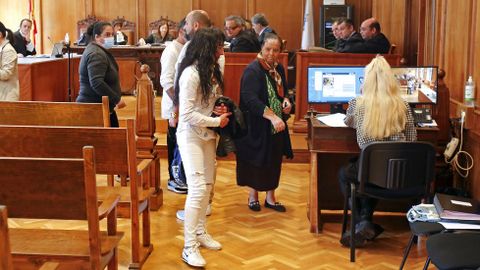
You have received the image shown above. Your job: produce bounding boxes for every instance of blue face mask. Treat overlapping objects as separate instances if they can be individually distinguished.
[103,37,114,49]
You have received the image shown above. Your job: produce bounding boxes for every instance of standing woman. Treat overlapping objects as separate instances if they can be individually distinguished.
[235,33,293,212]
[338,55,417,247]
[174,27,230,268]
[0,22,19,101]
[76,22,125,127]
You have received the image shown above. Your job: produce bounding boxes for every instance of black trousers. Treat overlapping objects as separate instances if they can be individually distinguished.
[167,123,177,181]
[110,111,119,127]
[338,156,378,222]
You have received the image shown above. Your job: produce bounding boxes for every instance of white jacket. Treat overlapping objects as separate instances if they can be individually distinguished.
[0,39,19,101]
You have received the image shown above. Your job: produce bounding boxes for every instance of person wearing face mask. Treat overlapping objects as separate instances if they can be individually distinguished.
[76,21,126,127]
[13,18,36,57]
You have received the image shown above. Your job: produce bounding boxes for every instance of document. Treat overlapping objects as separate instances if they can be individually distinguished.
[439,222,480,230]
[316,113,347,127]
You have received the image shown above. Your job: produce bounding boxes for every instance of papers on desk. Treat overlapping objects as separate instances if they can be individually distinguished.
[439,222,480,230]
[417,119,438,127]
[316,113,347,127]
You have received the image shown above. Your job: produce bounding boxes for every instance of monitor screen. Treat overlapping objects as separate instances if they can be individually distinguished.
[307,65,439,105]
[307,66,364,104]
[392,66,438,104]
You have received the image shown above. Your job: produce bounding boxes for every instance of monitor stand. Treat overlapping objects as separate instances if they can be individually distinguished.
[330,103,346,114]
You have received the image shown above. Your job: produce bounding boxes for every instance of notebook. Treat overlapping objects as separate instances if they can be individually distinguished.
[433,193,480,222]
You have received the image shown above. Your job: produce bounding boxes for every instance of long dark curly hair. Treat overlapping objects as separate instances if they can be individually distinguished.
[174,27,225,106]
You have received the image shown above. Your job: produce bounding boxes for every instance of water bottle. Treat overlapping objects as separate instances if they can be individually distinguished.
[64,33,70,45]
[464,75,475,107]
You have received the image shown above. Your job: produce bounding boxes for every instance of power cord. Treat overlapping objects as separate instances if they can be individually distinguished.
[445,111,474,178]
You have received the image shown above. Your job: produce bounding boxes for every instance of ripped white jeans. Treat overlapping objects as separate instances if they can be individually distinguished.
[177,129,216,247]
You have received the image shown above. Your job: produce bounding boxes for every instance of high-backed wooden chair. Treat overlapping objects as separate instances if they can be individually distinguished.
[111,16,136,45]
[77,15,99,43]
[0,121,154,269]
[0,147,123,270]
[389,44,397,54]
[148,17,178,38]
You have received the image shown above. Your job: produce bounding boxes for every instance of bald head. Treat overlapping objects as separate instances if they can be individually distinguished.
[184,10,211,40]
[360,17,381,40]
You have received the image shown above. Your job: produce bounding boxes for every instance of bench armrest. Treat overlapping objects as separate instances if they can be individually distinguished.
[98,193,121,220]
[137,158,153,175]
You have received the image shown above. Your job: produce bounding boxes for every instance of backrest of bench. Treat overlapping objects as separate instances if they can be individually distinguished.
[0,125,129,175]
[0,98,109,127]
[0,157,90,220]
[0,205,13,270]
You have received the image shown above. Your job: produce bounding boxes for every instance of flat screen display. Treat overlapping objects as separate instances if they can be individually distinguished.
[392,66,438,104]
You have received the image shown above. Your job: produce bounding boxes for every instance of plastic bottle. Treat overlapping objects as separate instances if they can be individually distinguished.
[464,75,475,107]
[64,33,70,44]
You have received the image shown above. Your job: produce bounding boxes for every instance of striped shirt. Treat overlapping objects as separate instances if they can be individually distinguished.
[344,98,417,149]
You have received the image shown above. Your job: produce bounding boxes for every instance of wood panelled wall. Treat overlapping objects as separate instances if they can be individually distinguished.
[1,0,376,54]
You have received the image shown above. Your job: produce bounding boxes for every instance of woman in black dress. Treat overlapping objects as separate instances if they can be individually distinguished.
[235,33,293,212]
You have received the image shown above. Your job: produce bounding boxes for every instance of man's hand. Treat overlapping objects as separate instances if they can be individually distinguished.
[213,103,228,116]
[115,99,127,110]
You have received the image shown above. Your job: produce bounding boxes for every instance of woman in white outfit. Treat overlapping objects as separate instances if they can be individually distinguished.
[0,21,19,101]
[174,27,230,268]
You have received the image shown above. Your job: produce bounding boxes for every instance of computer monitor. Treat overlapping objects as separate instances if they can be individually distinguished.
[307,66,364,104]
[391,66,438,104]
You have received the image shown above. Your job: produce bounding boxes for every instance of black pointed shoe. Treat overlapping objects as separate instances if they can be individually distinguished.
[264,201,286,212]
[248,200,261,211]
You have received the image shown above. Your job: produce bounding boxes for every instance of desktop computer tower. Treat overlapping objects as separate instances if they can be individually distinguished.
[320,5,353,49]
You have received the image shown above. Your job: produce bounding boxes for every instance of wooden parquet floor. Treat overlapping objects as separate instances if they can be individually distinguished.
[9,159,436,270]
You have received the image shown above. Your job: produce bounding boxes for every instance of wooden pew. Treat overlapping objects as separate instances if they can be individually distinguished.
[0,97,163,209]
[293,52,402,132]
[0,121,153,269]
[0,147,123,270]
[0,205,13,270]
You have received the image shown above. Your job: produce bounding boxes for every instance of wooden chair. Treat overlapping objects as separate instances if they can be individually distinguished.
[0,121,154,269]
[0,122,154,268]
[111,16,135,45]
[0,147,123,270]
[77,15,99,43]
[148,17,178,38]
[389,44,397,54]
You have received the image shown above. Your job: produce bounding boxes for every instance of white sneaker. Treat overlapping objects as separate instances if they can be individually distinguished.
[182,243,206,267]
[176,210,185,221]
[197,232,222,250]
[206,204,212,216]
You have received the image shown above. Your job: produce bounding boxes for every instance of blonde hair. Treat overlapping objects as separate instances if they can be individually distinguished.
[357,55,407,139]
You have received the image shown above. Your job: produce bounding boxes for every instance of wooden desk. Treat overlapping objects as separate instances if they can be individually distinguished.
[70,45,164,94]
[18,57,81,101]
[293,52,402,133]
[306,115,438,233]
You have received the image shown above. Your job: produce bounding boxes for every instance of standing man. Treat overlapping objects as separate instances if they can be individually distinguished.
[251,13,276,45]
[224,15,260,53]
[160,19,188,194]
[13,19,36,57]
[335,18,364,53]
[359,17,391,54]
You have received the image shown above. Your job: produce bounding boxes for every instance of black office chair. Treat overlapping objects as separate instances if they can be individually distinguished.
[425,232,480,269]
[341,141,436,262]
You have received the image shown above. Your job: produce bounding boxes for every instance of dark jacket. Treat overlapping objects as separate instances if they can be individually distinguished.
[12,30,36,56]
[145,33,173,44]
[258,27,276,45]
[235,60,293,167]
[76,42,121,112]
[230,30,261,53]
[362,33,391,54]
[335,32,364,53]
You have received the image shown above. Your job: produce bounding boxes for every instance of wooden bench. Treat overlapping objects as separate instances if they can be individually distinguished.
[0,121,153,269]
[0,97,163,209]
[0,205,13,270]
[0,147,123,270]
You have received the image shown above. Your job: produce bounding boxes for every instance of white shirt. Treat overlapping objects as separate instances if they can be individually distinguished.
[177,65,221,141]
[160,39,184,119]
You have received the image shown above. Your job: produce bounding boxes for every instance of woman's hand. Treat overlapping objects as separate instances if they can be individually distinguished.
[213,103,228,116]
[282,98,292,114]
[270,115,286,132]
[115,99,127,110]
[218,112,232,128]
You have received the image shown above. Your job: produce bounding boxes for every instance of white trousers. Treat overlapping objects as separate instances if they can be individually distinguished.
[177,130,216,247]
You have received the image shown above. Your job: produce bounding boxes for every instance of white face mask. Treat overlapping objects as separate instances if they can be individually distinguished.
[103,36,114,49]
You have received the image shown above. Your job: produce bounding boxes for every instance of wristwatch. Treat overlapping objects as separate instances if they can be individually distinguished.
[170,112,178,119]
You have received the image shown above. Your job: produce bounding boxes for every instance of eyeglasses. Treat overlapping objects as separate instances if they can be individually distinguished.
[224,25,239,31]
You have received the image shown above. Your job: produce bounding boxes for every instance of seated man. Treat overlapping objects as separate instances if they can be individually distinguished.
[13,18,36,57]
[113,20,128,45]
[359,18,391,54]
[335,18,364,53]
[224,15,260,53]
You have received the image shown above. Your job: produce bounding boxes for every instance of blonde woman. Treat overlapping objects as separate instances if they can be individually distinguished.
[339,55,417,247]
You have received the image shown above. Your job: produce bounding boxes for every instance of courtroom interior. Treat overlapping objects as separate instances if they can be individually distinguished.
[1,0,480,269]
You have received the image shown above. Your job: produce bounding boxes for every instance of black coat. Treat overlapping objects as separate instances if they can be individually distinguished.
[12,30,36,56]
[335,32,365,53]
[76,43,121,112]
[258,27,276,45]
[230,30,261,53]
[235,60,293,167]
[362,33,391,54]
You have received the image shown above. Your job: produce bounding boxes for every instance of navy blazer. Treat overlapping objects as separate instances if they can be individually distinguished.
[12,31,36,56]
